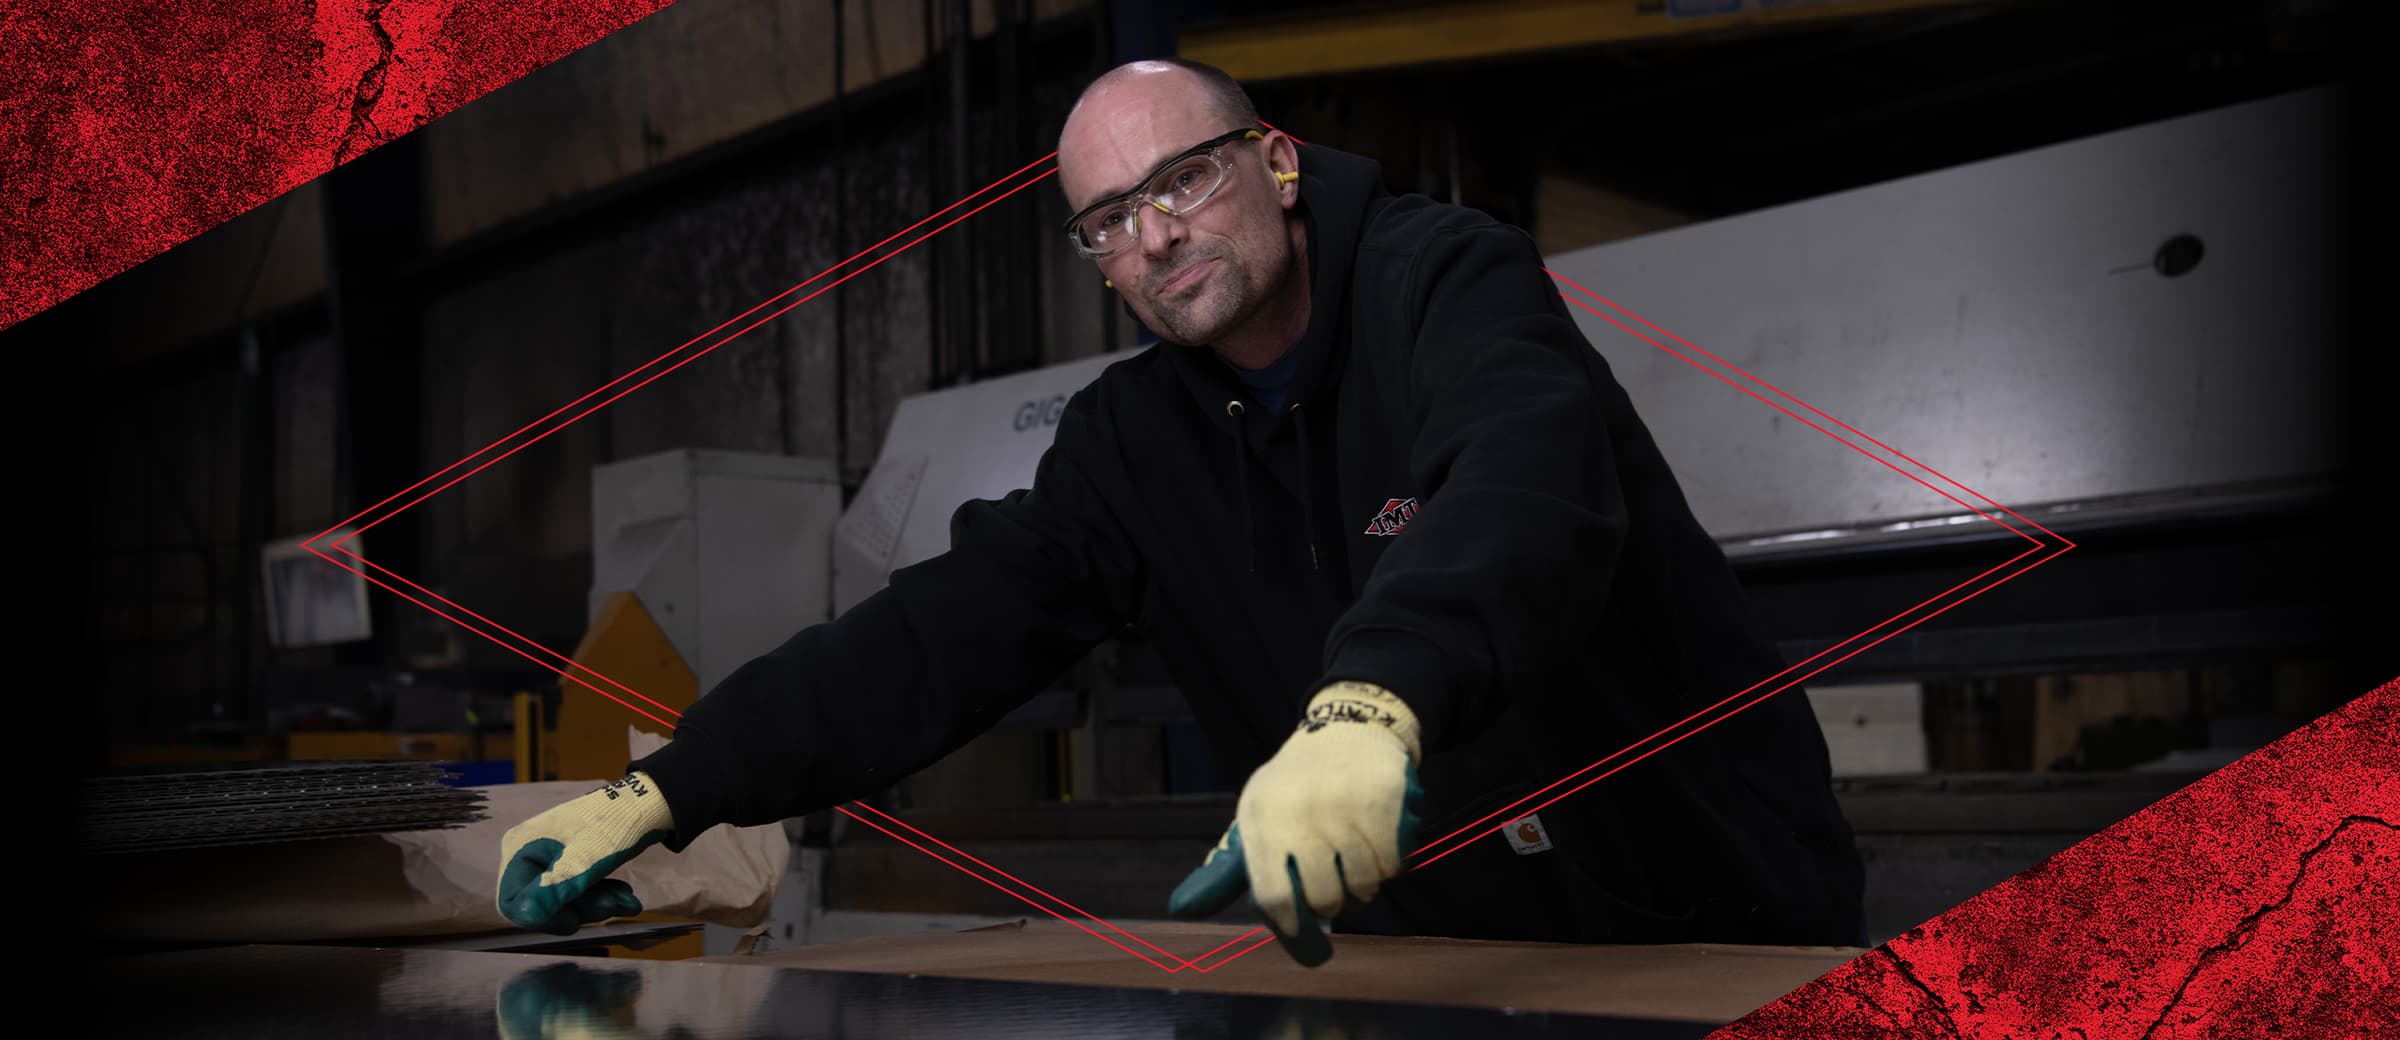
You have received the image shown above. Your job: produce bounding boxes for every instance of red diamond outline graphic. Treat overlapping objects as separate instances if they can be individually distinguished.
[300,124,2071,975]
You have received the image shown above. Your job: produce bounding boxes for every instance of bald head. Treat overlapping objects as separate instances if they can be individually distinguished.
[1078,60,1257,137]
[1056,60,1306,352]
[1058,60,1259,211]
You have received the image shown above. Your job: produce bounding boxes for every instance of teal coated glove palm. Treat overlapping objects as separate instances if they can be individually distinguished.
[1167,681,1425,967]
[495,772,676,935]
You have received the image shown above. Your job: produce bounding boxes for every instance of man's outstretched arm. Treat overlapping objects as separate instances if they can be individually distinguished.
[497,392,1142,932]
[1323,216,1631,754]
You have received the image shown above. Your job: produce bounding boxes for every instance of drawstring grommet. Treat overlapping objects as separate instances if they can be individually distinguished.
[1226,401,1245,416]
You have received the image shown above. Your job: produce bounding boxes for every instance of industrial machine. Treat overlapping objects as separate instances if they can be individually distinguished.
[523,447,842,785]
[1546,83,2346,679]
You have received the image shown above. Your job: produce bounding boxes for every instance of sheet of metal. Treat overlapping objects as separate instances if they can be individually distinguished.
[84,944,1709,1038]
[1544,86,2347,547]
[77,761,487,855]
[357,920,703,953]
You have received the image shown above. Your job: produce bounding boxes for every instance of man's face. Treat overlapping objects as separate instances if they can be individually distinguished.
[1058,75,1299,346]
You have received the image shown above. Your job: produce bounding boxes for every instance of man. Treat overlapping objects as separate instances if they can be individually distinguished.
[496,59,1866,966]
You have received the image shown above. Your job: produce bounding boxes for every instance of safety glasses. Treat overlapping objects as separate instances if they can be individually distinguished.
[1063,129,1264,259]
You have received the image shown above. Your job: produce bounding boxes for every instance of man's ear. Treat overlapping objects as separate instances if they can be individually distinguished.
[1265,134,1302,208]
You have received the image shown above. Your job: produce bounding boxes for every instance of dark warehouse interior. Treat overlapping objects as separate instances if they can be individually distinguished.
[26,0,2394,1030]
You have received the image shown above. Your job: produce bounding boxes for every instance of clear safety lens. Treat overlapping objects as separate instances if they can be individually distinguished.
[1074,154,1230,255]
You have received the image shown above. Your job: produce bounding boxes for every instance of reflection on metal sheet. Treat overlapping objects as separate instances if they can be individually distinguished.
[85,945,1700,1039]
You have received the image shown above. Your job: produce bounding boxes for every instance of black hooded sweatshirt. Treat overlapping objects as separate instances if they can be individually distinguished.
[633,142,1867,947]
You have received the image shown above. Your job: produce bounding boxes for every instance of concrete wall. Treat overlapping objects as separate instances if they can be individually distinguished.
[71,1,1098,384]
[76,182,330,376]
[427,0,1091,246]
[415,121,948,667]
[399,4,1112,670]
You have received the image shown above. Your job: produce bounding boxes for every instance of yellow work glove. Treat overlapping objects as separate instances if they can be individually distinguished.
[495,772,677,935]
[1166,681,1425,966]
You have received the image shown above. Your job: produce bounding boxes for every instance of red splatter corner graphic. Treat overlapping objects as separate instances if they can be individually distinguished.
[0,0,681,331]
[1712,676,2400,1039]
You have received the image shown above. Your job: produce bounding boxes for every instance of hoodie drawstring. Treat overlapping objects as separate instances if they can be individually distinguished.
[1226,398,1322,574]
[1227,400,1256,573]
[1292,402,1321,570]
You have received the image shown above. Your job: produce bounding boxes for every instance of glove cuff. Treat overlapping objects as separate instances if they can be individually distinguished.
[1301,681,1423,765]
[599,770,678,836]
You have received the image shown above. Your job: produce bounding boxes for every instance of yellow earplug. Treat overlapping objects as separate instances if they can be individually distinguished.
[1276,171,1299,183]
[1104,279,1113,288]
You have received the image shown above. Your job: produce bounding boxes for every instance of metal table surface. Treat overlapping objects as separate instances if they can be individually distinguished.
[80,944,1719,1038]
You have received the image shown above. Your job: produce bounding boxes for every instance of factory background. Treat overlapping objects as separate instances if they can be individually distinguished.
[33,0,2390,1002]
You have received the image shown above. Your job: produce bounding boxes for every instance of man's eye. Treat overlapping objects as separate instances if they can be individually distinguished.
[1098,210,1127,230]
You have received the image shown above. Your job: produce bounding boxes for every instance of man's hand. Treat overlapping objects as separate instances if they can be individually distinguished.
[495,772,677,935]
[1166,681,1424,966]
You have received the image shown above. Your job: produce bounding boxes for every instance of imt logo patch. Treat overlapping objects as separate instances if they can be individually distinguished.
[1363,497,1419,537]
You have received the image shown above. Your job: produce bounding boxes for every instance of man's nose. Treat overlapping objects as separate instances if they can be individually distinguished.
[1136,200,1184,260]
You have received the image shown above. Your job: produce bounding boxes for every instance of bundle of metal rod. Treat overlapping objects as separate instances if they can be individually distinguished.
[78,760,488,855]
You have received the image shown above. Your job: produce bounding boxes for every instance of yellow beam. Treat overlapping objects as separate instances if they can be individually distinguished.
[514,691,539,783]
[551,591,698,783]
[1179,0,2005,83]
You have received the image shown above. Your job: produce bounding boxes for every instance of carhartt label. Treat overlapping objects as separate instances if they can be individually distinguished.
[1502,814,1554,855]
